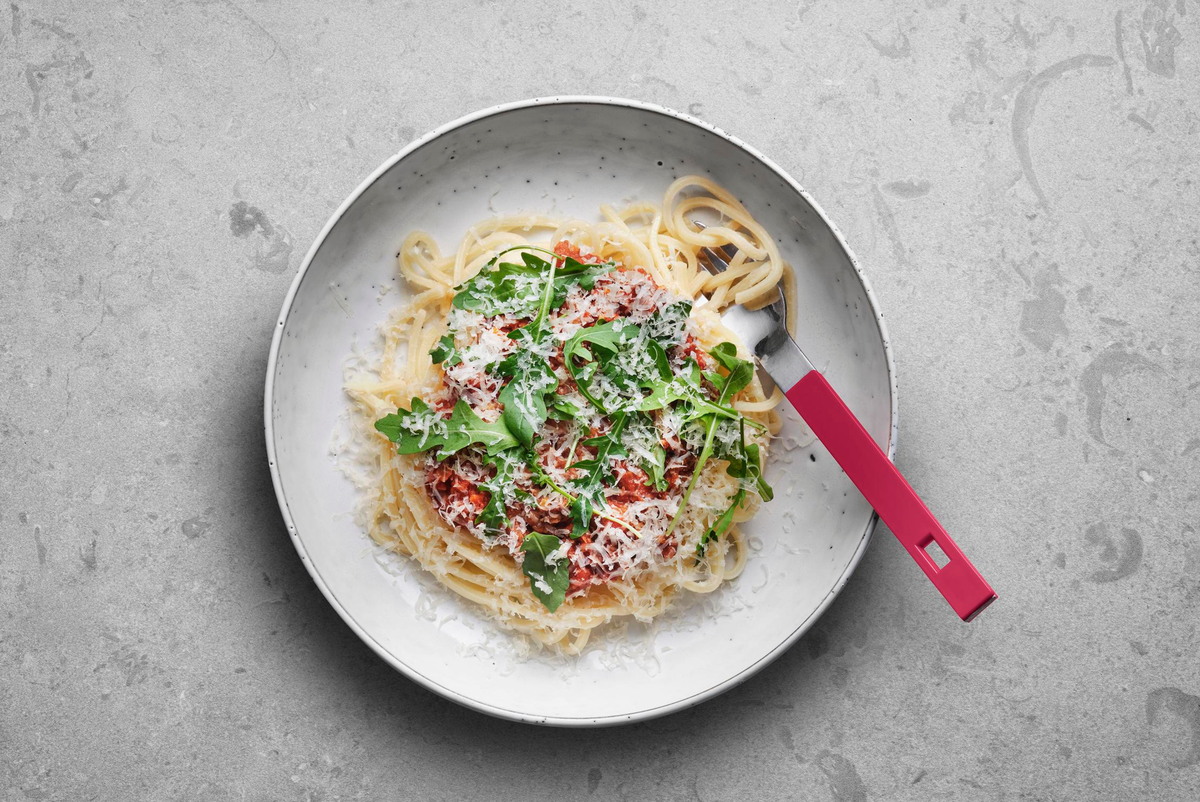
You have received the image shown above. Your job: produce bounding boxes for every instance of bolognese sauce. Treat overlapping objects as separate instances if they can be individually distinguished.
[422,242,718,598]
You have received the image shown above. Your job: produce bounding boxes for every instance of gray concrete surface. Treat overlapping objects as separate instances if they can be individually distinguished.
[2,0,1198,799]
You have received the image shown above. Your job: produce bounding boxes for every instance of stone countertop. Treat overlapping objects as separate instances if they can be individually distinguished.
[2,1,1197,799]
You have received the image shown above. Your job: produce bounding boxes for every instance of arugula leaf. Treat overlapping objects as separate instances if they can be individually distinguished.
[558,253,615,292]
[718,418,775,502]
[450,248,613,319]
[547,399,582,421]
[567,320,638,357]
[562,321,647,412]
[451,253,552,318]
[563,310,738,423]
[495,339,558,448]
[642,440,668,492]
[555,252,610,275]
[476,449,524,537]
[568,495,598,540]
[642,300,693,346]
[430,333,461,366]
[635,361,746,424]
[704,342,755,399]
[697,488,745,557]
[743,442,772,501]
[491,252,563,448]
[524,448,575,501]
[375,398,517,458]
[373,398,444,450]
[566,412,628,536]
[436,402,519,456]
[602,336,679,396]
[664,344,765,540]
[697,412,772,556]
[646,339,672,382]
[576,305,685,397]
[708,342,741,371]
[620,411,668,492]
[520,532,570,612]
[578,269,606,290]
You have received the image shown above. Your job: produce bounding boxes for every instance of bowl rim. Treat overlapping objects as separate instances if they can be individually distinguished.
[263,95,899,727]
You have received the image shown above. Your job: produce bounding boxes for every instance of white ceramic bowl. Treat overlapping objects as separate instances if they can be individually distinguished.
[265,97,896,726]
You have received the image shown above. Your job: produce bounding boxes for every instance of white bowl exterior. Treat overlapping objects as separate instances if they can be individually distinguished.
[266,98,896,725]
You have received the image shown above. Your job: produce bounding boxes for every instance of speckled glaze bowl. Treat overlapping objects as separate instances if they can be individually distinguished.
[264,97,896,726]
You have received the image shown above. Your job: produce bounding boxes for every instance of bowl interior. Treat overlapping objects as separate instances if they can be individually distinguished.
[268,100,893,724]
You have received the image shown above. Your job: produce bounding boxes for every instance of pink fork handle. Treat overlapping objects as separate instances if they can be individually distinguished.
[786,371,997,621]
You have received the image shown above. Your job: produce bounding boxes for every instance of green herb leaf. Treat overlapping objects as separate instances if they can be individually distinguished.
[697,488,745,557]
[704,342,755,399]
[375,398,518,458]
[547,399,582,421]
[737,441,773,502]
[643,440,668,491]
[621,411,668,492]
[562,321,643,412]
[564,320,640,359]
[550,250,616,281]
[496,340,558,448]
[450,248,613,319]
[430,333,461,366]
[566,412,628,536]
[646,339,672,381]
[599,335,674,396]
[452,263,542,318]
[635,364,745,424]
[708,342,741,371]
[451,252,555,318]
[718,419,775,502]
[491,253,564,448]
[642,300,693,346]
[663,344,762,540]
[476,449,524,537]
[520,532,570,612]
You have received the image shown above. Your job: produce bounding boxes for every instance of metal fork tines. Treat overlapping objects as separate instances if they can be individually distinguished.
[692,230,998,621]
[696,231,814,388]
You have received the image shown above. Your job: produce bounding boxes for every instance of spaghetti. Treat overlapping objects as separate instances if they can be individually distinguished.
[343,176,789,653]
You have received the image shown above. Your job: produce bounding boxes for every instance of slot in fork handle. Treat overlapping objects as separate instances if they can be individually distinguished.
[786,370,997,621]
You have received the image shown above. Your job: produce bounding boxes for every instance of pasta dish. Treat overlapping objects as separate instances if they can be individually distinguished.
[343,176,789,653]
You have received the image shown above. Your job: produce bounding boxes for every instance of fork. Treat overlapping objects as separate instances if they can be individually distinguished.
[699,239,996,621]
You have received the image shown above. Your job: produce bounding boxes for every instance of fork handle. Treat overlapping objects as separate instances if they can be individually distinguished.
[785,370,996,621]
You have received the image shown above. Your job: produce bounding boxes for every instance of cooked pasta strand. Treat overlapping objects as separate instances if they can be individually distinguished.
[342,177,791,653]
